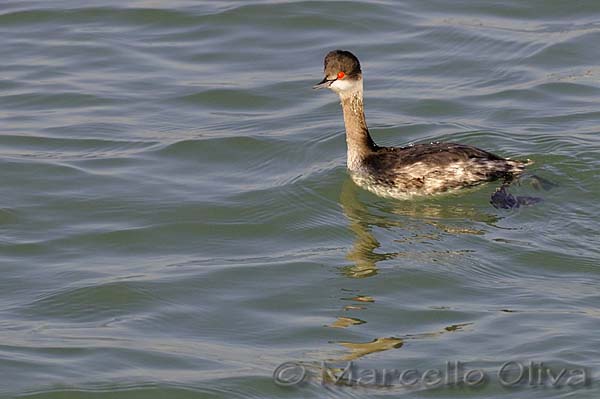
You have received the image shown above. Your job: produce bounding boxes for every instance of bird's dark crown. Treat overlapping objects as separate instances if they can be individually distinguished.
[323,50,362,79]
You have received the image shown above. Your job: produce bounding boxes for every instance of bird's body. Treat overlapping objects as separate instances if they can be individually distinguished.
[314,50,530,201]
[349,142,528,199]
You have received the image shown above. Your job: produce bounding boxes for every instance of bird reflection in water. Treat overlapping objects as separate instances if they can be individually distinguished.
[338,177,501,279]
[327,177,496,362]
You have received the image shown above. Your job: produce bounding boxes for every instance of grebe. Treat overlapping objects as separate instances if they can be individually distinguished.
[314,50,536,207]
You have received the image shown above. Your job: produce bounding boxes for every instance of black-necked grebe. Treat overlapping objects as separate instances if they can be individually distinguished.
[314,50,536,206]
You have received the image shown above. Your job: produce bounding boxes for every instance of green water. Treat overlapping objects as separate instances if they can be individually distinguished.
[1,1,599,398]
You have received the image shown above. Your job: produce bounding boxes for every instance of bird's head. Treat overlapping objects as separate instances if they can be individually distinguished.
[314,50,363,95]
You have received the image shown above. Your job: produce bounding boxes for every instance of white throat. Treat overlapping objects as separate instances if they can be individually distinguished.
[330,77,363,97]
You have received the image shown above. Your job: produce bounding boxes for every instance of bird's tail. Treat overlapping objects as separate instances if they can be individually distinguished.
[505,158,532,174]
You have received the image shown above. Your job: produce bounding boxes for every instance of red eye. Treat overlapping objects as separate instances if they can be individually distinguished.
[337,71,345,79]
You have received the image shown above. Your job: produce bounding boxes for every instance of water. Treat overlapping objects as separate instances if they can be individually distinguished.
[1,1,599,397]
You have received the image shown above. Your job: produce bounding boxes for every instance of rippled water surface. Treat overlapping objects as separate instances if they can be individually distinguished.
[1,1,600,398]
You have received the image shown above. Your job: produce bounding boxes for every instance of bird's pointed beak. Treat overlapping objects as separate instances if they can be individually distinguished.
[313,76,333,89]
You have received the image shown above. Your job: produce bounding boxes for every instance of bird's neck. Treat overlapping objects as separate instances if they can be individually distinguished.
[339,82,377,171]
